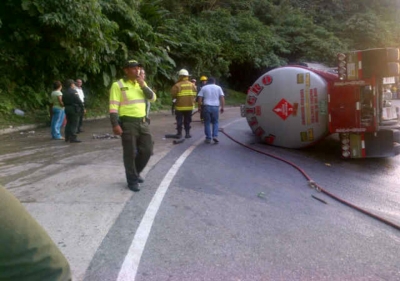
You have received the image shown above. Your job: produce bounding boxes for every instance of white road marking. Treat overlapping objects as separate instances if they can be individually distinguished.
[221,117,243,129]
[116,140,201,281]
[116,116,241,281]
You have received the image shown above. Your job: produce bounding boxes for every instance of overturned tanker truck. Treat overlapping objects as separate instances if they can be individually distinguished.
[242,48,400,158]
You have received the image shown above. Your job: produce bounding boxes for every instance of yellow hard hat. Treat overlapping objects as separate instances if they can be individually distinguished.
[200,76,208,81]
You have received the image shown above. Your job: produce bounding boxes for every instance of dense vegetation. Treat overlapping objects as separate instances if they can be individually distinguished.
[0,0,399,125]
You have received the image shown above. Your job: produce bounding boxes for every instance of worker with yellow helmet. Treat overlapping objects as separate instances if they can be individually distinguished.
[196,75,208,122]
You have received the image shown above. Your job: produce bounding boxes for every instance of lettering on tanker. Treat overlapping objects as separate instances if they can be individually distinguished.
[310,91,315,124]
[297,73,304,84]
[246,107,256,115]
[255,105,261,116]
[307,128,314,141]
[309,88,319,124]
[300,128,315,142]
[264,134,276,144]
[245,105,262,116]
[310,107,315,124]
[305,73,311,125]
[305,73,310,87]
[334,80,366,86]
[292,103,299,117]
[255,127,265,137]
[300,89,305,125]
[249,116,258,127]
[319,100,327,115]
[262,75,273,86]
[247,95,257,106]
[336,128,366,133]
[250,83,263,95]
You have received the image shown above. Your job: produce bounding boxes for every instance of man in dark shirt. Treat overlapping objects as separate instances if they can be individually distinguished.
[62,79,83,143]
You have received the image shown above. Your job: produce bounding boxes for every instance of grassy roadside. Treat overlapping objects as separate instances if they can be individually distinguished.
[223,88,247,106]
[0,89,246,130]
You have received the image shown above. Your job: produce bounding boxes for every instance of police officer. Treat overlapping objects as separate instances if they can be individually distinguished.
[109,59,156,192]
[62,79,83,143]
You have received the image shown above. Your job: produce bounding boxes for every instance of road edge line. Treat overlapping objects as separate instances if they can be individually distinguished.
[116,139,201,281]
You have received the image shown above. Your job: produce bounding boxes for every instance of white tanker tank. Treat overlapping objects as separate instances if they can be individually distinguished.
[243,65,338,148]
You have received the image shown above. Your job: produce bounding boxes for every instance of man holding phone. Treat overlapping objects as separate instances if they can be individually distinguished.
[109,59,157,192]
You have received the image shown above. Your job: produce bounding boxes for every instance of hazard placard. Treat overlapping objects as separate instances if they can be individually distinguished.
[273,99,294,120]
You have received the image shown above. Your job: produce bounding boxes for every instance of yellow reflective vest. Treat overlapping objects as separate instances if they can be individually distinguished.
[109,79,156,117]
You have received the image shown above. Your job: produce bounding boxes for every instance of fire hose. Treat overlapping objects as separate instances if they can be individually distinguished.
[219,127,400,232]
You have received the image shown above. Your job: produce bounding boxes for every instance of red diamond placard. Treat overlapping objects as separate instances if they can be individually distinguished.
[273,99,294,120]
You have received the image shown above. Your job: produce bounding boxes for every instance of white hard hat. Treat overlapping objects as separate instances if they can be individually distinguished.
[178,69,190,76]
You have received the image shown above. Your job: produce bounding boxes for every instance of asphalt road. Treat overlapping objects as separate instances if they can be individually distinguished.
[1,107,400,281]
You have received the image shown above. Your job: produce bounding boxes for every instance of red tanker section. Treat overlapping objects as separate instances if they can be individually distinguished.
[244,66,336,148]
[244,48,400,158]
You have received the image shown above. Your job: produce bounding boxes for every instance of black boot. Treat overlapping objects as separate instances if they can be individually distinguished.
[128,182,140,192]
[185,130,191,138]
[69,135,82,143]
[176,129,182,139]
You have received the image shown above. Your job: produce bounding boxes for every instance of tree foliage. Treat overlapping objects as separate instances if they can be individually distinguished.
[0,0,399,117]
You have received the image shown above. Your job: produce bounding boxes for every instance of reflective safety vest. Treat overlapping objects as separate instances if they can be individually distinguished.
[109,79,147,117]
[172,80,197,111]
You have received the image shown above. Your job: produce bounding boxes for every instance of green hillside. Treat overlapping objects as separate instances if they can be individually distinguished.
[1,0,399,126]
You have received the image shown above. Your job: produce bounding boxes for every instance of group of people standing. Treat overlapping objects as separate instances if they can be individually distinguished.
[1,63,226,281]
[108,60,225,193]
[0,62,224,281]
[50,79,85,143]
[172,69,225,143]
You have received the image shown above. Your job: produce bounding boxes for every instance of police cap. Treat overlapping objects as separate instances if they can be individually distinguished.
[124,59,143,68]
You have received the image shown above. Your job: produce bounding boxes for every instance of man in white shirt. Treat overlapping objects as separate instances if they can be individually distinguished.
[197,77,225,143]
[75,79,85,133]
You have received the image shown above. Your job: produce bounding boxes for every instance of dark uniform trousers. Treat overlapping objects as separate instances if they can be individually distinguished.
[78,110,84,132]
[120,116,153,185]
[64,105,80,141]
[175,110,192,134]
